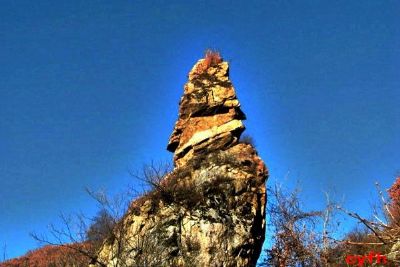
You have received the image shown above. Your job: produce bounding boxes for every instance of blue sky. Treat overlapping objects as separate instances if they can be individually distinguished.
[1,0,399,260]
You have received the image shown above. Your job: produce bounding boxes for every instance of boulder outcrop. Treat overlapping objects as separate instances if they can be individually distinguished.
[92,52,268,267]
[167,54,246,167]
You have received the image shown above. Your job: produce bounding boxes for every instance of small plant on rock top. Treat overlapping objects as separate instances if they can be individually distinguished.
[194,49,222,74]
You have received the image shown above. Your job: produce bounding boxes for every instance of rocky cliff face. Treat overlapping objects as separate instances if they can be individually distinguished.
[92,53,268,267]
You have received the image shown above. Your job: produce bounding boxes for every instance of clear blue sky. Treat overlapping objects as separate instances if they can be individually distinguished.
[1,0,399,260]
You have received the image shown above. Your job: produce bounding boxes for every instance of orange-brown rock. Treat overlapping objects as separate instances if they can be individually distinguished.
[167,57,246,167]
[92,52,268,267]
[93,144,267,267]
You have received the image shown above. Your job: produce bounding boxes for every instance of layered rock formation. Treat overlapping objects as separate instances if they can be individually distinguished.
[92,52,268,267]
[167,54,246,167]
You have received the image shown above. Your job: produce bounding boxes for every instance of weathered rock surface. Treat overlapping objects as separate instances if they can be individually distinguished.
[388,240,400,263]
[92,53,268,267]
[167,57,246,167]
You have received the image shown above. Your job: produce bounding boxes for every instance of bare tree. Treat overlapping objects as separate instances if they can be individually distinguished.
[29,183,142,266]
[2,243,7,262]
[29,161,185,267]
[262,183,321,266]
[334,181,400,264]
[260,183,341,267]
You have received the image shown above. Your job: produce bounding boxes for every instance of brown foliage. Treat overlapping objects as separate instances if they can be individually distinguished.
[262,184,328,267]
[193,49,222,74]
[330,177,400,265]
[330,227,389,258]
[1,243,91,267]
[388,176,400,222]
[133,162,209,212]
[388,176,400,203]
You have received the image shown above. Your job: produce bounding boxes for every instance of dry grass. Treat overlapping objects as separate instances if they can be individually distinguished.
[194,49,222,74]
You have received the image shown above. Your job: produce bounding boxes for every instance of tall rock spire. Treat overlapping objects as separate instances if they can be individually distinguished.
[167,51,246,166]
[92,52,268,267]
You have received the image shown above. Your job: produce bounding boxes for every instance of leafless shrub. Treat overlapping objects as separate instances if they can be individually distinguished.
[260,183,340,267]
[193,49,222,75]
[28,162,173,267]
[2,243,7,263]
[263,184,321,266]
[239,134,256,147]
[207,151,241,169]
[334,181,400,264]
[130,161,206,211]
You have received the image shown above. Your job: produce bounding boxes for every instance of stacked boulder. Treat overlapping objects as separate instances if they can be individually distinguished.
[167,53,246,167]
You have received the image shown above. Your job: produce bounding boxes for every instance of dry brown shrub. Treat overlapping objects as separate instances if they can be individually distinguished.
[194,49,222,74]
[388,176,400,223]
[1,243,91,267]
